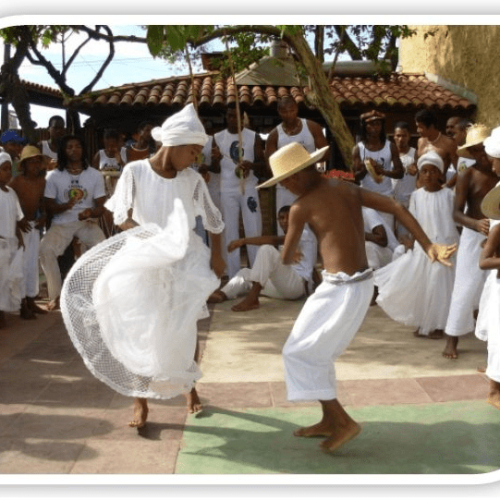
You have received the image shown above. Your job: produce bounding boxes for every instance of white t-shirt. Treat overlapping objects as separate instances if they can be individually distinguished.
[358,140,394,197]
[44,167,106,225]
[0,186,24,239]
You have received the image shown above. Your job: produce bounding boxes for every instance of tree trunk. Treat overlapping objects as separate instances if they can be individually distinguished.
[286,32,355,169]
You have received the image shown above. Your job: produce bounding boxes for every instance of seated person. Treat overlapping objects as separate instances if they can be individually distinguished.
[362,206,400,270]
[208,205,317,311]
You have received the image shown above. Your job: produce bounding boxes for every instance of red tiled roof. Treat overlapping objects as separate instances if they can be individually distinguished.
[19,79,63,98]
[67,72,475,113]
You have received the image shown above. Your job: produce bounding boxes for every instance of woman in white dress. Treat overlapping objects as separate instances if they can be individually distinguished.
[374,151,459,338]
[61,104,225,428]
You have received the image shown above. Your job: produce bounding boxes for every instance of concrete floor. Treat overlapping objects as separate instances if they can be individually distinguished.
[0,295,498,478]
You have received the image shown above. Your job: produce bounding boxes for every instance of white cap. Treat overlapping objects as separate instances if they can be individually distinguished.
[151,103,208,147]
[417,150,444,173]
[0,152,12,165]
[484,126,500,159]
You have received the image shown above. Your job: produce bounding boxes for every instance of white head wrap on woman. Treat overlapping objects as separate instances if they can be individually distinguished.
[417,150,444,173]
[484,126,500,159]
[0,152,12,166]
[151,103,208,147]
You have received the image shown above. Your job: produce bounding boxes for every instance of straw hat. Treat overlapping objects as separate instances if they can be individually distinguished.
[257,142,329,189]
[360,110,386,123]
[457,124,490,158]
[19,145,43,164]
[481,181,500,220]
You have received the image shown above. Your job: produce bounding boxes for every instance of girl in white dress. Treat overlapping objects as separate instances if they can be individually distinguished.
[61,104,225,428]
[374,151,459,338]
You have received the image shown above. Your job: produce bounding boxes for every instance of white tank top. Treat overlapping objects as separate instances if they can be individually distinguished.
[41,140,58,161]
[358,140,394,196]
[98,149,127,172]
[277,118,315,152]
[214,128,257,193]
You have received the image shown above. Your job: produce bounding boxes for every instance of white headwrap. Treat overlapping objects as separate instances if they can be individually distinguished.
[417,150,444,173]
[151,103,208,147]
[0,152,12,166]
[484,126,500,159]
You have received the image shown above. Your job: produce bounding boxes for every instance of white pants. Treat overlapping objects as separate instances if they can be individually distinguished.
[22,222,40,298]
[365,241,393,270]
[221,188,262,279]
[221,245,305,300]
[275,185,298,236]
[445,227,488,337]
[0,238,24,312]
[40,220,105,300]
[283,269,374,401]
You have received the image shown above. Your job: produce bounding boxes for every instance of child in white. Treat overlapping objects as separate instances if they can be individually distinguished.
[0,153,25,324]
[374,151,459,337]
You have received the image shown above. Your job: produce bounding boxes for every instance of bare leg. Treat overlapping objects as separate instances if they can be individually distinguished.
[207,290,227,304]
[129,397,148,428]
[0,311,6,329]
[231,282,262,312]
[487,380,500,411]
[442,334,459,359]
[186,337,202,413]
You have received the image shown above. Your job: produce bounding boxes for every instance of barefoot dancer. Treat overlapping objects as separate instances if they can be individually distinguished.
[61,104,225,428]
[257,143,456,452]
[476,128,500,410]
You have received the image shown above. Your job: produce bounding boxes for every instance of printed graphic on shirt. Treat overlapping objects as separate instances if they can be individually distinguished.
[247,196,258,213]
[229,141,244,164]
[65,178,88,204]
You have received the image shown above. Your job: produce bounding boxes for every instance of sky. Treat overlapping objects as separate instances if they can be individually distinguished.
[0,23,220,128]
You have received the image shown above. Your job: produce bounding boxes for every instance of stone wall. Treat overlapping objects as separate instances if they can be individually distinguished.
[399,25,500,127]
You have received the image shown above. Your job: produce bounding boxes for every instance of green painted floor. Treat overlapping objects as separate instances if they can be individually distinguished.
[177,401,500,474]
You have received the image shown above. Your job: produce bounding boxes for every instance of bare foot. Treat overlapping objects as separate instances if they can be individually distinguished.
[231,297,260,312]
[46,297,60,311]
[207,290,227,304]
[442,335,458,359]
[320,421,362,452]
[128,398,148,428]
[186,387,202,414]
[293,421,335,438]
[487,380,500,411]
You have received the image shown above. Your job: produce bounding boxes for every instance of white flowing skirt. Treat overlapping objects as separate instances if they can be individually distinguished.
[374,246,456,335]
[61,200,220,399]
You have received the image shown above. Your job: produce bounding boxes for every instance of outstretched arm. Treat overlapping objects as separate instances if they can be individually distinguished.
[228,234,284,253]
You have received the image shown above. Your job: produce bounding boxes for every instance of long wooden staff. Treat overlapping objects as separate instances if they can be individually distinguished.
[224,36,245,195]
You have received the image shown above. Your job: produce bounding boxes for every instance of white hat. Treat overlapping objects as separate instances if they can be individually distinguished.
[151,104,208,147]
[484,126,500,159]
[417,151,444,174]
[0,152,12,165]
[481,181,500,220]
[257,142,329,189]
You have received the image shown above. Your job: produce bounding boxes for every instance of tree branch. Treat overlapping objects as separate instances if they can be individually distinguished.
[67,25,147,44]
[80,25,115,95]
[62,31,93,78]
[333,25,362,60]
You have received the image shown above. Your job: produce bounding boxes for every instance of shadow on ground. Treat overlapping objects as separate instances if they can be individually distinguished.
[176,403,500,474]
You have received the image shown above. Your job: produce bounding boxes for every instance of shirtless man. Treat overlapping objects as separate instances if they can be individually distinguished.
[446,117,475,188]
[415,109,457,184]
[9,146,47,318]
[265,96,329,229]
[258,142,456,452]
[442,124,498,359]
